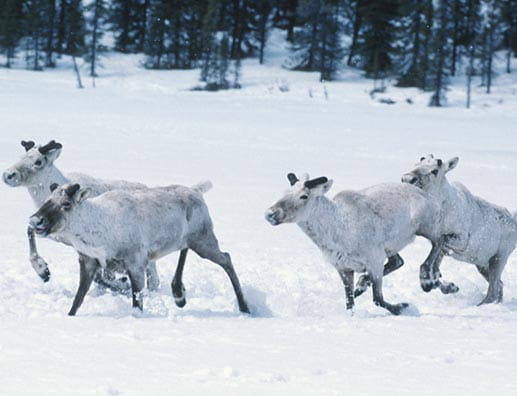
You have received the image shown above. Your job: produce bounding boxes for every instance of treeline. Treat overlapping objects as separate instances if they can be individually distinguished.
[0,0,516,104]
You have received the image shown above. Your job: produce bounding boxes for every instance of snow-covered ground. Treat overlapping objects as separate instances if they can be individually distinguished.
[1,36,517,395]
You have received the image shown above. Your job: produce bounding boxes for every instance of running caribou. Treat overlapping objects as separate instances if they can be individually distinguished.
[2,140,158,292]
[29,182,250,315]
[402,155,517,305]
[265,173,442,315]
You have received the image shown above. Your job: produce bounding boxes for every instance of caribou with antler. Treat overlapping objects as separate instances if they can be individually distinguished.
[402,155,517,305]
[29,182,250,316]
[3,140,159,292]
[265,173,442,315]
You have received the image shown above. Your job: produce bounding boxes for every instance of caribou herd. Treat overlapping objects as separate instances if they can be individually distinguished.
[3,140,517,316]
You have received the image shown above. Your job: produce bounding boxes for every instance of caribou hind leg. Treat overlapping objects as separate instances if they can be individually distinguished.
[190,232,250,314]
[371,271,408,316]
[338,269,355,310]
[146,261,160,291]
[69,255,100,316]
[477,254,505,305]
[354,254,404,298]
[28,226,51,282]
[171,249,188,308]
[127,264,146,311]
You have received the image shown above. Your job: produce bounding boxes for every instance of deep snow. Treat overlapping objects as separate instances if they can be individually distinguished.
[1,36,517,395]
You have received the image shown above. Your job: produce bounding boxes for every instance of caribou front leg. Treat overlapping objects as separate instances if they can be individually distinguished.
[421,235,459,294]
[27,226,51,282]
[354,254,404,298]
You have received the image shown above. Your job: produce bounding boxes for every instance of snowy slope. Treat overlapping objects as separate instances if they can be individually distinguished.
[1,37,517,395]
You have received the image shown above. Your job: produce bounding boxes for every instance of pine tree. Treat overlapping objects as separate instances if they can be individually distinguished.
[44,0,57,67]
[111,0,147,53]
[85,0,108,77]
[465,0,481,108]
[289,0,344,81]
[199,0,241,90]
[429,0,452,107]
[23,0,47,70]
[0,0,22,67]
[355,0,401,81]
[250,0,273,64]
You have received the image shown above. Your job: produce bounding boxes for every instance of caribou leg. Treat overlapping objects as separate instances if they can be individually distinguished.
[27,226,51,282]
[338,268,355,310]
[354,254,404,298]
[171,249,188,308]
[69,255,100,316]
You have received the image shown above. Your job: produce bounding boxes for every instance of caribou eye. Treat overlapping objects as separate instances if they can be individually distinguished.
[34,159,43,167]
[300,194,308,200]
[431,169,439,176]
[62,201,72,210]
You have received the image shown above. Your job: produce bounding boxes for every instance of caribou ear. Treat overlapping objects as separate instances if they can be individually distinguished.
[21,140,35,152]
[49,183,59,192]
[446,157,459,172]
[75,188,91,204]
[287,173,298,186]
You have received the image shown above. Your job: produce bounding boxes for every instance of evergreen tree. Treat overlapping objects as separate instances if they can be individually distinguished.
[200,0,241,90]
[289,0,344,81]
[465,0,481,108]
[429,0,452,106]
[0,0,22,67]
[44,0,57,67]
[111,0,147,53]
[355,0,401,80]
[85,0,108,77]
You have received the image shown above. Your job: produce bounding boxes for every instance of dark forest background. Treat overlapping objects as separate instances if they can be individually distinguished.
[0,0,516,105]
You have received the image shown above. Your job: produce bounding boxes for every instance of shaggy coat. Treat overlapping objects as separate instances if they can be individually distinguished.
[30,183,250,315]
[2,140,158,291]
[265,173,441,315]
[402,155,517,304]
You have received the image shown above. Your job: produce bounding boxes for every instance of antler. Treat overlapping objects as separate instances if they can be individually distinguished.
[38,140,62,154]
[304,177,328,189]
[21,140,35,152]
[287,173,299,186]
[65,184,80,197]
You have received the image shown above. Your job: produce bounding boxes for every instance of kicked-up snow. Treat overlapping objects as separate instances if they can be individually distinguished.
[1,45,517,395]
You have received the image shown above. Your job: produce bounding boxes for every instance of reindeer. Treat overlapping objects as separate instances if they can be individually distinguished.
[29,182,250,316]
[265,173,442,315]
[402,155,517,305]
[3,140,158,292]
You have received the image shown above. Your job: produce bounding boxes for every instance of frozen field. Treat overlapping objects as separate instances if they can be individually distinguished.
[1,47,517,395]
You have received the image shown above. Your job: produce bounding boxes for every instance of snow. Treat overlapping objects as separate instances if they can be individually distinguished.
[1,36,517,395]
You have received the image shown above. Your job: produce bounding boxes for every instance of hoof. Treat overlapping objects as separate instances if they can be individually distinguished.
[172,284,186,308]
[354,275,371,298]
[440,282,459,294]
[40,268,51,282]
[239,304,251,314]
[353,287,367,298]
[388,302,409,316]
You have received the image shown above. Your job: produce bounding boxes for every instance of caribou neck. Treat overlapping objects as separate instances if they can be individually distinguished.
[298,196,349,251]
[28,166,69,206]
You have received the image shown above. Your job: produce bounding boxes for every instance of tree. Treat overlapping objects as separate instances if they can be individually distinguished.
[465,0,481,108]
[111,0,147,53]
[289,0,344,81]
[0,0,22,67]
[429,0,452,106]
[355,0,401,81]
[85,0,108,77]
[199,0,241,90]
